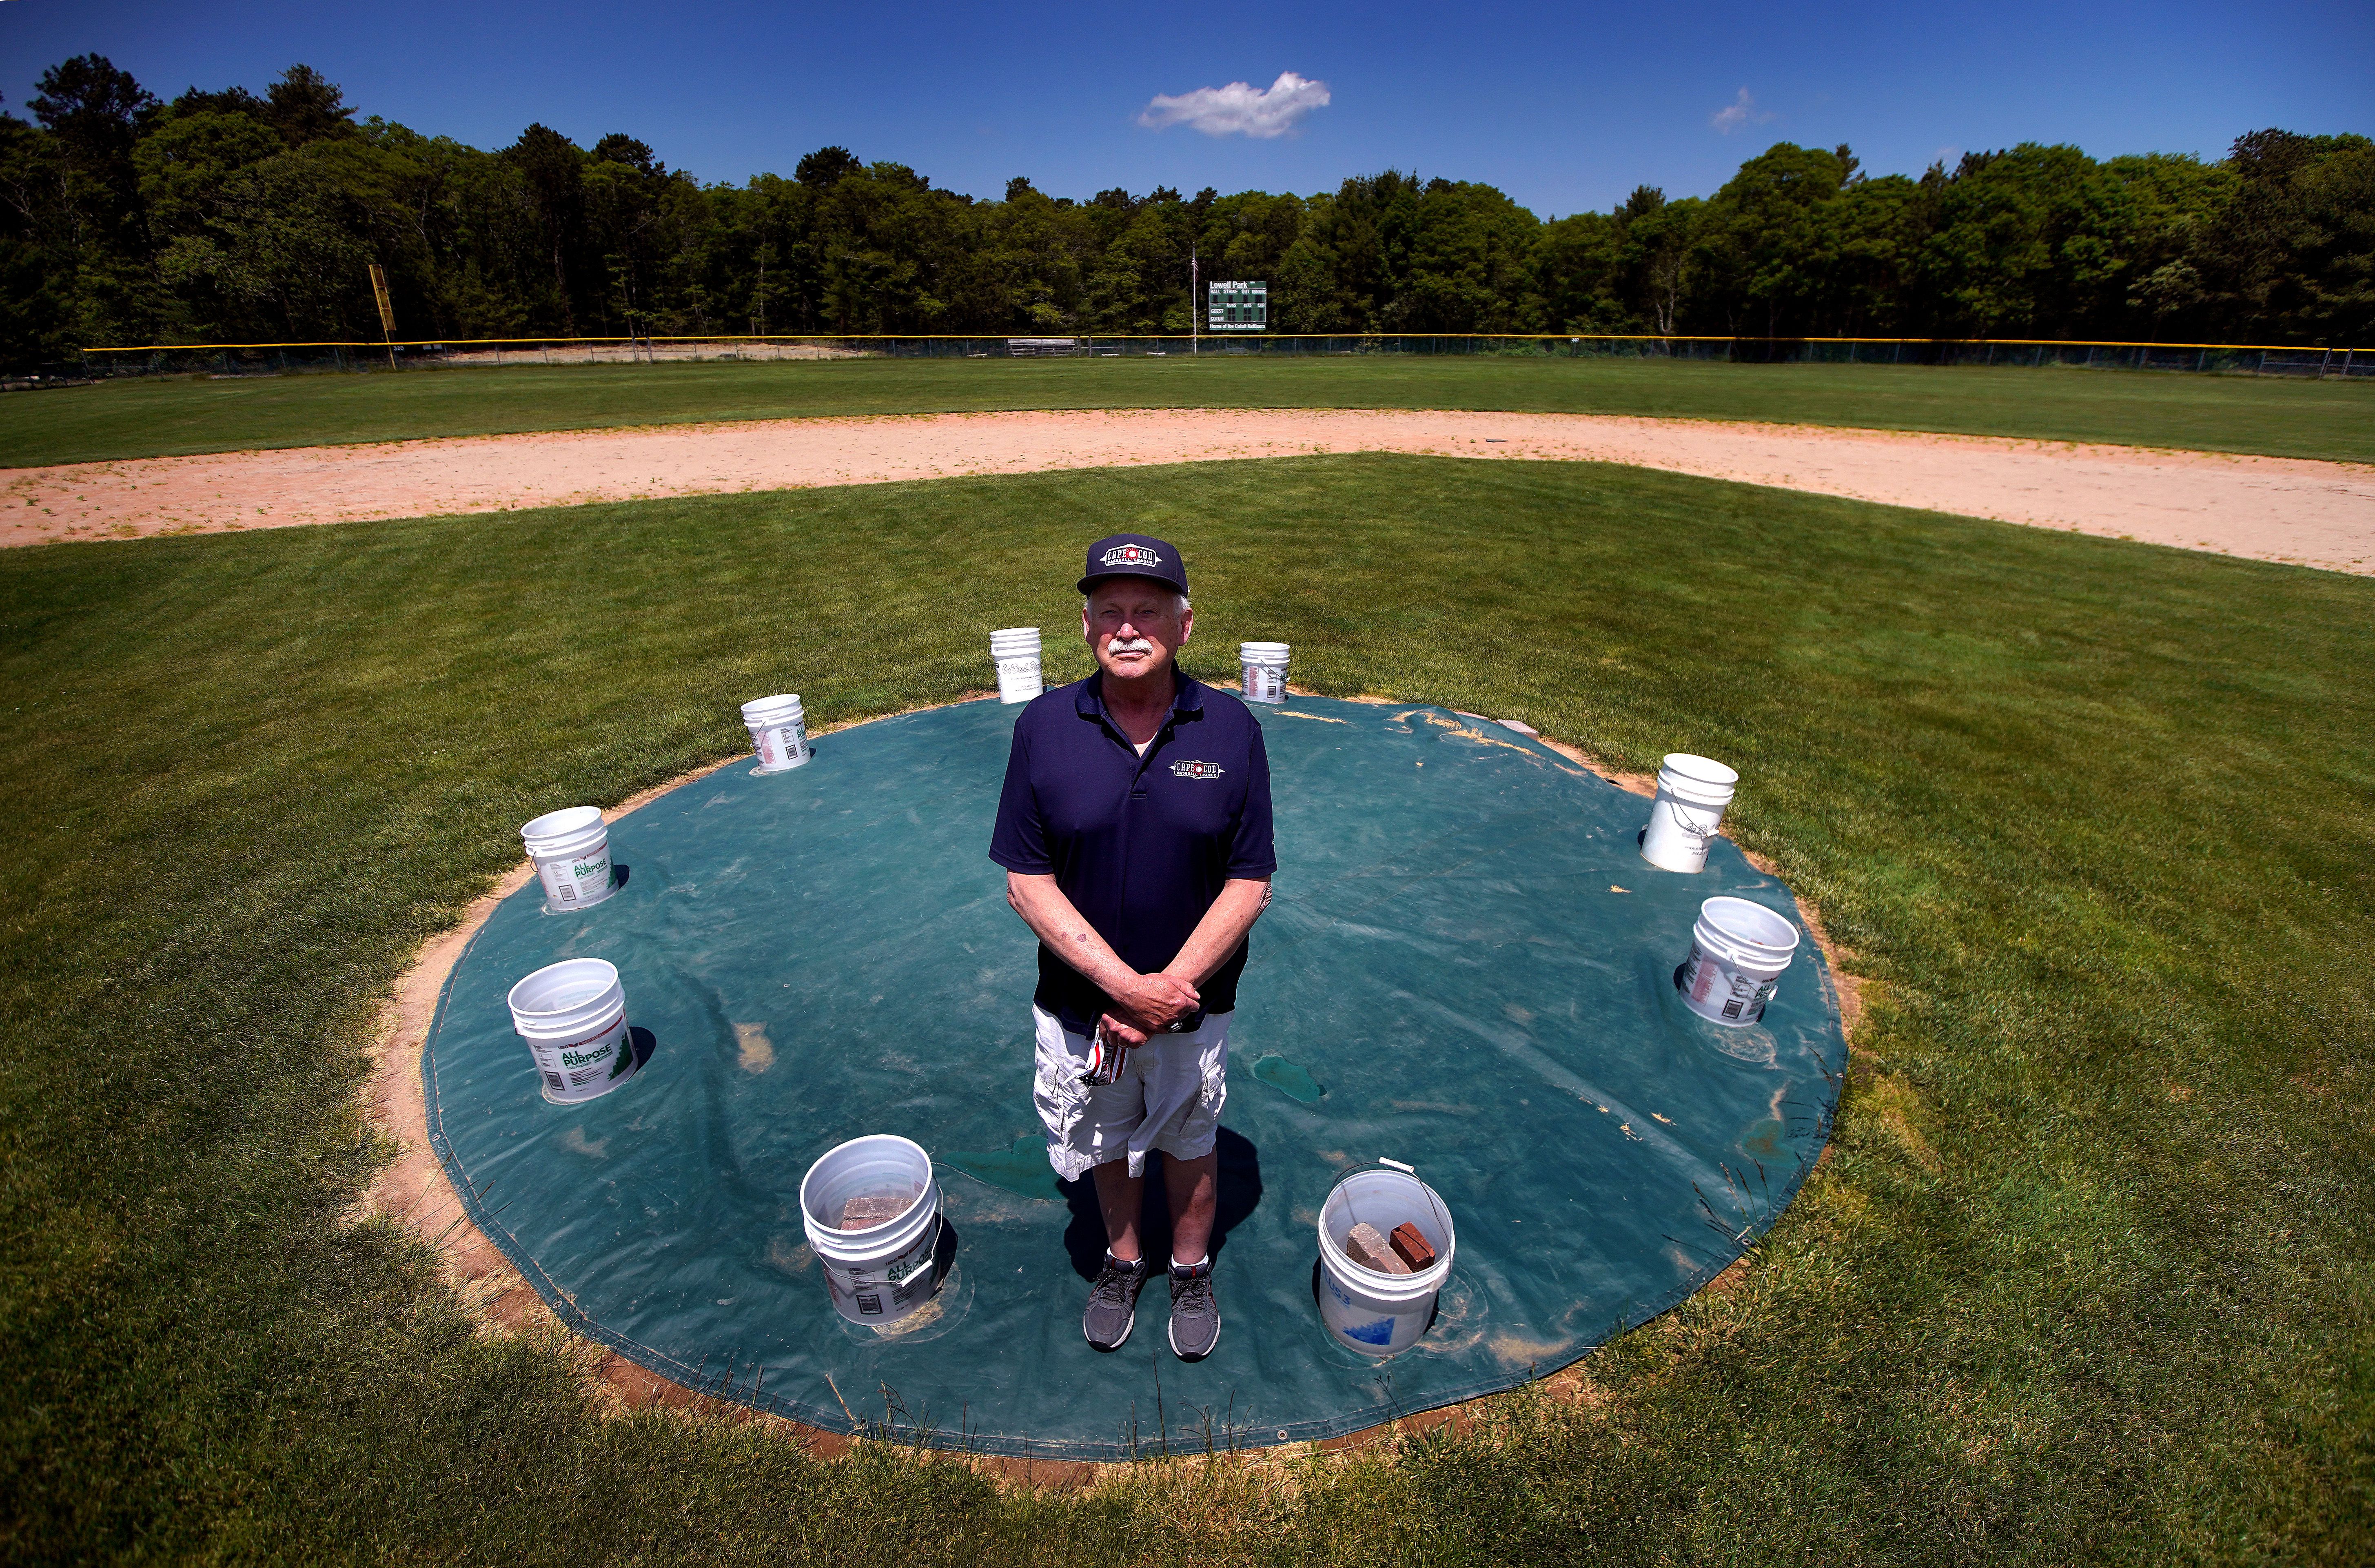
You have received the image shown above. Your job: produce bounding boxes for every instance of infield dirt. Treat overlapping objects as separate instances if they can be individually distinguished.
[9,406,2372,572]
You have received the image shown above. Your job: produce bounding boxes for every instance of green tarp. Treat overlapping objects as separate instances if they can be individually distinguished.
[425,696,1845,1458]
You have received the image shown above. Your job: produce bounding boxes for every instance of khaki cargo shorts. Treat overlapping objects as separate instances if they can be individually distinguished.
[1031,1005,1231,1182]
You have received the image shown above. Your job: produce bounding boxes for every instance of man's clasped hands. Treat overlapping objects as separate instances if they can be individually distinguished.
[1098,969,1203,1054]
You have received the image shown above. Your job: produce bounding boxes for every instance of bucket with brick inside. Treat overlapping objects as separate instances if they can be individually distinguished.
[799,1134,944,1327]
[741,693,810,772]
[991,628,1043,705]
[1639,753,1738,874]
[1315,1162,1456,1356]
[506,958,638,1104]
[1240,641,1290,705]
[1679,896,1801,1028]
[520,805,615,914]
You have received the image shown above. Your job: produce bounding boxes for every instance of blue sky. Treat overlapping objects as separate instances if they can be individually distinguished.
[2,0,2366,216]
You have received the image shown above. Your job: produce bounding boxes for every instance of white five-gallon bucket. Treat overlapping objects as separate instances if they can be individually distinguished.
[741,693,810,772]
[520,805,615,914]
[506,958,638,1104]
[799,1135,944,1326]
[990,627,1044,705]
[1640,753,1739,874]
[1240,641,1290,705]
[1315,1164,1457,1356]
[1680,896,1802,1028]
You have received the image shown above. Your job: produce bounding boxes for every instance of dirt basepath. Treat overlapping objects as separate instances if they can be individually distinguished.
[11,406,2373,572]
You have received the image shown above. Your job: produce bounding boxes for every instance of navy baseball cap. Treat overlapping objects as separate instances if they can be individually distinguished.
[1077,533,1189,596]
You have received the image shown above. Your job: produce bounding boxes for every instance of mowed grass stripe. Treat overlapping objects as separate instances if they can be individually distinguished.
[3,355,2370,469]
[2,457,2368,1561]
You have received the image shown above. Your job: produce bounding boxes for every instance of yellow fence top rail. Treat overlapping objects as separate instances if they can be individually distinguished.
[73,333,2372,354]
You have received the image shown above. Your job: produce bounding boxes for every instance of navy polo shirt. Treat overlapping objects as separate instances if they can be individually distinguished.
[988,669,1277,1035]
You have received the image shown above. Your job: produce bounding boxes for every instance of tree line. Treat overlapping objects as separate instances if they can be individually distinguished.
[2,54,2368,367]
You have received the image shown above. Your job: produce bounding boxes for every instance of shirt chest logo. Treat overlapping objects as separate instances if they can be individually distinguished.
[1169,759,1225,781]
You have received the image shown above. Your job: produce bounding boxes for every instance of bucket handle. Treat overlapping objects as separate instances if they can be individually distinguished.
[885,1213,942,1290]
[1658,791,1723,842]
[1377,1157,1415,1173]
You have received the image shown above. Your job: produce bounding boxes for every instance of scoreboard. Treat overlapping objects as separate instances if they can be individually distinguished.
[1208,280,1267,331]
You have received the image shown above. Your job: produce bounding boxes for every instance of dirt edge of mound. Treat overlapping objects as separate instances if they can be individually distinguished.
[359,686,1865,1491]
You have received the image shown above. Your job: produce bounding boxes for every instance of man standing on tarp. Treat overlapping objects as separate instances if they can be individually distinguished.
[988,533,1276,1363]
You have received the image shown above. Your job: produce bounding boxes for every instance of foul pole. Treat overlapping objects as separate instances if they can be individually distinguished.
[368,264,398,370]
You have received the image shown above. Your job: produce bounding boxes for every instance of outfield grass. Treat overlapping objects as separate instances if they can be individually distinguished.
[4,460,2370,1562]
[4,354,2370,468]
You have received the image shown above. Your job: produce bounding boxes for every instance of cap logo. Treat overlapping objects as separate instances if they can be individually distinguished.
[1170,760,1224,780]
[1100,543,1164,569]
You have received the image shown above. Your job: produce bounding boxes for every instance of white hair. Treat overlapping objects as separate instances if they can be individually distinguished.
[1083,591,1190,616]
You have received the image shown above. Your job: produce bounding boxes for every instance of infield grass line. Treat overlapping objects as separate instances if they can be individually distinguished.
[2,355,2369,468]
[2,456,2368,1561]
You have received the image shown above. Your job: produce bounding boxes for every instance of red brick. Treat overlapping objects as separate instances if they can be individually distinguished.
[839,1193,907,1230]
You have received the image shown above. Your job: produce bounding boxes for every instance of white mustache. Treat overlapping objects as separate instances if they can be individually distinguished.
[1105,637,1155,655]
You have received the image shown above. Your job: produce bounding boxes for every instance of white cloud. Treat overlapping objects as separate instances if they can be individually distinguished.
[1138,71,1331,139]
[1710,87,1772,135]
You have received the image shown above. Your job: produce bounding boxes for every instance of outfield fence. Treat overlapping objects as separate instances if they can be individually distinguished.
[29,332,2375,384]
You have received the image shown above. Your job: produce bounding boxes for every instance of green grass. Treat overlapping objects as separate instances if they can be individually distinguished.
[5,354,2370,467]
[4,458,2371,1562]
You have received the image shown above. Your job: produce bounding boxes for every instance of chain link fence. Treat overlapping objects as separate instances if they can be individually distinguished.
[39,333,2375,383]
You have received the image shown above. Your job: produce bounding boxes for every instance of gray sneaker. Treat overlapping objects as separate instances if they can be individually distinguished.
[1083,1252,1149,1351]
[1168,1258,1221,1361]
